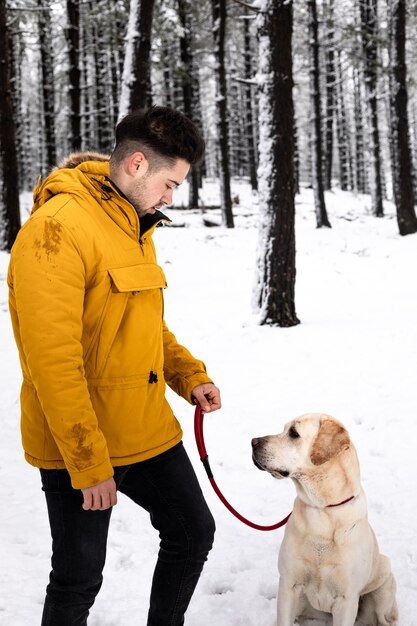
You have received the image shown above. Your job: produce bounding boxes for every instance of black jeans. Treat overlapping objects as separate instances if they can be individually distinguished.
[40,442,215,626]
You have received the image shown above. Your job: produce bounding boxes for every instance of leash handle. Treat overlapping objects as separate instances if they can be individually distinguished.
[194,405,291,531]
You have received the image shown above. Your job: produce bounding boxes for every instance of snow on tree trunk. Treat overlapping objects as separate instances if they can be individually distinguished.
[212,0,234,228]
[388,0,417,235]
[254,0,299,327]
[0,0,21,251]
[119,0,155,119]
[359,0,384,217]
[308,0,331,228]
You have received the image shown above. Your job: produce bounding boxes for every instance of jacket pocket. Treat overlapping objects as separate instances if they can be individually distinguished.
[109,263,167,293]
[92,264,167,378]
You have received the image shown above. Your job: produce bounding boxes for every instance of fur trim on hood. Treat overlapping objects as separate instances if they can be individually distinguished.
[54,151,110,170]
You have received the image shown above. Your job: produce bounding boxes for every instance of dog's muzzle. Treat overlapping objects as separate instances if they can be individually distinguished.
[252,438,289,478]
[252,438,267,471]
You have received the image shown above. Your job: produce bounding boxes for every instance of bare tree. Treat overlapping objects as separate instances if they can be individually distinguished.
[254,0,299,327]
[0,0,21,250]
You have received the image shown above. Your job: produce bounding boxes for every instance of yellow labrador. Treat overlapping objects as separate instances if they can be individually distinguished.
[252,413,398,626]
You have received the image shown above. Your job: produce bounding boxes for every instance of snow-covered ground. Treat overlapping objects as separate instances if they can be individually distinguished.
[1,182,416,625]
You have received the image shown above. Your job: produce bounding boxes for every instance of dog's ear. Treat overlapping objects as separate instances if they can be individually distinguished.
[310,419,350,466]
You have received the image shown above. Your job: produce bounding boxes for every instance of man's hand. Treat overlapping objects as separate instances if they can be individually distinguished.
[81,476,117,511]
[192,383,221,413]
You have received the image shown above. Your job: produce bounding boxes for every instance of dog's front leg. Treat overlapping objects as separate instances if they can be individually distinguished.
[276,578,302,626]
[331,596,359,626]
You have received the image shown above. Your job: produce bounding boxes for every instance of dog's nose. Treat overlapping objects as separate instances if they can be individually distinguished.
[252,438,260,448]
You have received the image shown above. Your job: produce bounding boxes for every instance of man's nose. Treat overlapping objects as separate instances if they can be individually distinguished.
[161,188,174,204]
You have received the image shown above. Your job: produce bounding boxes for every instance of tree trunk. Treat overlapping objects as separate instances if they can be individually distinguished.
[388,0,417,235]
[359,0,384,217]
[212,0,234,227]
[9,26,28,189]
[243,16,258,191]
[119,0,155,118]
[66,0,81,150]
[335,50,353,191]
[353,65,368,194]
[38,0,56,170]
[81,5,93,150]
[110,1,127,124]
[294,115,300,195]
[178,0,200,209]
[308,0,331,228]
[229,65,243,178]
[161,35,173,108]
[323,0,336,190]
[91,7,113,153]
[0,0,21,251]
[254,0,299,327]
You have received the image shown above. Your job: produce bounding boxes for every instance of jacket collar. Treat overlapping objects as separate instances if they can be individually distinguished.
[103,176,172,239]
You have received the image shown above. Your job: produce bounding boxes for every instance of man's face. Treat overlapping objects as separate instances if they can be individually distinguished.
[125,157,190,218]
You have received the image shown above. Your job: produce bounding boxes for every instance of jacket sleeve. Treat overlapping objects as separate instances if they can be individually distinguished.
[9,215,113,489]
[162,321,213,402]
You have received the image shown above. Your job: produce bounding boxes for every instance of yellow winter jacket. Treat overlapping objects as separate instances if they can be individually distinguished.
[8,156,212,489]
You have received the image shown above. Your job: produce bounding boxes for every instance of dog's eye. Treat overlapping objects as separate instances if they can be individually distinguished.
[288,426,300,439]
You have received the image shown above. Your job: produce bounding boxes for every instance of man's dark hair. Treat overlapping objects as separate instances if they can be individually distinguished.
[111,106,205,169]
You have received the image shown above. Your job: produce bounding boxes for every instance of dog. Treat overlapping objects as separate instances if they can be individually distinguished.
[252,413,398,626]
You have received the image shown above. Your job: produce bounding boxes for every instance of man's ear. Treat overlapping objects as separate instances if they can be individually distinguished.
[310,419,350,466]
[127,151,148,176]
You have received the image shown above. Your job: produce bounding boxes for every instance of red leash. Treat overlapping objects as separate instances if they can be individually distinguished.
[194,405,291,531]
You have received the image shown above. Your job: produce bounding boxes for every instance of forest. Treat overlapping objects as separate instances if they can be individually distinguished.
[1,0,417,326]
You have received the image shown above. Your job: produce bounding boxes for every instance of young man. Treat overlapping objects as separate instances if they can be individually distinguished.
[8,106,221,625]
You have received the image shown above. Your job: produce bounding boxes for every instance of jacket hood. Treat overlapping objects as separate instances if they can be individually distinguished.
[31,151,171,238]
[32,152,112,214]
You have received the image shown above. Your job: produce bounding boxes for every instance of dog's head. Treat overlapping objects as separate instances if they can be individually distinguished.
[252,413,351,481]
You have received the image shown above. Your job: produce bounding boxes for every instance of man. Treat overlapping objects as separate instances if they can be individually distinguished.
[8,106,221,625]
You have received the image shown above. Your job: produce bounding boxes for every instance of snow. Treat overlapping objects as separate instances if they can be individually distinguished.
[1,183,417,625]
